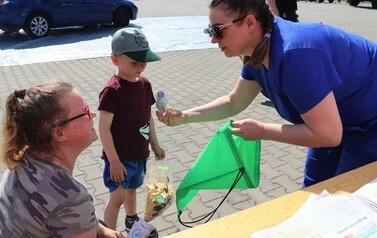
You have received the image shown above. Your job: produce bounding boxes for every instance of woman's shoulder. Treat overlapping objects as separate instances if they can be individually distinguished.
[22,155,88,199]
[0,155,94,235]
[274,18,353,52]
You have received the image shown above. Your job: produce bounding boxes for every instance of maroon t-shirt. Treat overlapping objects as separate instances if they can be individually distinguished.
[98,74,156,161]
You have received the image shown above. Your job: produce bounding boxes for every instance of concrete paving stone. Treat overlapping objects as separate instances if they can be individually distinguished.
[295,176,305,186]
[179,155,201,168]
[178,141,204,155]
[73,174,92,189]
[85,187,102,206]
[194,126,219,140]
[262,154,289,168]
[198,190,228,204]
[161,142,187,152]
[240,188,274,206]
[86,177,108,196]
[270,174,301,194]
[184,122,208,131]
[275,163,303,181]
[187,133,210,147]
[260,163,284,180]
[163,213,184,232]
[267,157,290,168]
[277,153,307,170]
[72,165,85,177]
[168,152,194,170]
[86,143,104,159]
[232,199,255,212]
[188,203,216,221]
[80,163,103,181]
[75,152,97,167]
[226,190,255,206]
[149,216,177,232]
[165,208,191,228]
[157,226,180,237]
[259,174,284,193]
[94,194,108,209]
[205,198,238,219]
[172,170,190,184]
[265,185,293,200]
[264,145,291,159]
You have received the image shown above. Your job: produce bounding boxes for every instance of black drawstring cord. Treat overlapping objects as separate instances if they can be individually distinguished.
[178,167,245,228]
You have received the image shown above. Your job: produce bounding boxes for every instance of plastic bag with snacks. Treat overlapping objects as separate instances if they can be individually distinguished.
[144,159,174,222]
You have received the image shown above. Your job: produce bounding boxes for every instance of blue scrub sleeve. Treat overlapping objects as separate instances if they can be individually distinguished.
[281,49,341,114]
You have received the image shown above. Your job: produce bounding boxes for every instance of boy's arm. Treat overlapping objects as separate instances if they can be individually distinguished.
[99,110,127,182]
[99,110,118,161]
[149,114,165,160]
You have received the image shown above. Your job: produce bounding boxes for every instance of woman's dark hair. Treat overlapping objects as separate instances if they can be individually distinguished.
[210,0,274,67]
[1,81,73,169]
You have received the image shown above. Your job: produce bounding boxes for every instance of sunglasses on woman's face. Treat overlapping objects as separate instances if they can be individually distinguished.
[58,103,91,126]
[206,16,245,39]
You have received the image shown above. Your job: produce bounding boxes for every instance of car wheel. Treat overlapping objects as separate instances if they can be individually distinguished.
[23,12,51,38]
[371,0,377,8]
[113,7,131,27]
[348,0,360,6]
[318,0,324,3]
[329,0,334,2]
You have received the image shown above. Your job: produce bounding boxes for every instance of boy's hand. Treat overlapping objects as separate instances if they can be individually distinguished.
[110,160,127,183]
[153,147,166,160]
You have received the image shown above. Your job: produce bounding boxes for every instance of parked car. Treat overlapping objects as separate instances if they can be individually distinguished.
[347,0,377,8]
[0,0,138,38]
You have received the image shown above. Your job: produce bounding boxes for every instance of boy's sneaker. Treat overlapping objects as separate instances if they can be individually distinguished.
[125,216,159,238]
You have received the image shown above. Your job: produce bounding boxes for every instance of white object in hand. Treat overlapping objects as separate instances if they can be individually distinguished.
[156,90,168,112]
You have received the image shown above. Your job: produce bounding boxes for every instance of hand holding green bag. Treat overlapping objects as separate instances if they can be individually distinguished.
[176,120,261,227]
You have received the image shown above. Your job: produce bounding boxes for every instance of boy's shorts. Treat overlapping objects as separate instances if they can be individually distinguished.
[103,154,146,192]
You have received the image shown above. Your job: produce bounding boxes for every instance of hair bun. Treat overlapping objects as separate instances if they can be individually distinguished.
[14,89,26,99]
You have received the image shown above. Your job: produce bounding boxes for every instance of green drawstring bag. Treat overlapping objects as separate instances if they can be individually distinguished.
[176,120,261,227]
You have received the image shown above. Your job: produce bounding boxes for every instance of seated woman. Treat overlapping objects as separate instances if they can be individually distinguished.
[0,81,123,238]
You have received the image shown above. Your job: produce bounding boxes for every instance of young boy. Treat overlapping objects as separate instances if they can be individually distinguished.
[98,27,165,237]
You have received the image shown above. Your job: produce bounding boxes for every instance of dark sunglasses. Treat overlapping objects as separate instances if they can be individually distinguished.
[58,103,91,126]
[205,16,245,39]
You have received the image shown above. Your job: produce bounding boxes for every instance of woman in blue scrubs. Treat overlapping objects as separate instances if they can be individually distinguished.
[157,0,377,187]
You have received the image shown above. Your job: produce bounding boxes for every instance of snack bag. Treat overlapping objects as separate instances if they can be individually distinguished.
[144,159,174,221]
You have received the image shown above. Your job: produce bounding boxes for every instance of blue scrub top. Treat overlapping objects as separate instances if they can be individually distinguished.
[241,17,377,134]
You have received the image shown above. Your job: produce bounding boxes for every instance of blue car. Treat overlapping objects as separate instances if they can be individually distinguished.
[0,0,138,38]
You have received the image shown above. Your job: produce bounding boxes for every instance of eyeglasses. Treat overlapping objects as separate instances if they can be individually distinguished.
[206,16,245,39]
[58,103,91,126]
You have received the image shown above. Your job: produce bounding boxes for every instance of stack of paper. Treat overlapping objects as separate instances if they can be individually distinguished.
[251,178,377,238]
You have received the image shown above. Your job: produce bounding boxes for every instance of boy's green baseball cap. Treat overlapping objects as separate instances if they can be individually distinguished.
[111,27,161,62]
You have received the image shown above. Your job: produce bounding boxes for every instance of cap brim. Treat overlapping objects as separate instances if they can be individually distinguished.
[124,50,161,63]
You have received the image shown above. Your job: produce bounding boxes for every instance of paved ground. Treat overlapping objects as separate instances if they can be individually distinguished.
[0,1,376,237]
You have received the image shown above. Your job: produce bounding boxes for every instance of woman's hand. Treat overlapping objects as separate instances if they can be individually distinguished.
[97,223,124,238]
[156,107,183,126]
[231,118,265,140]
